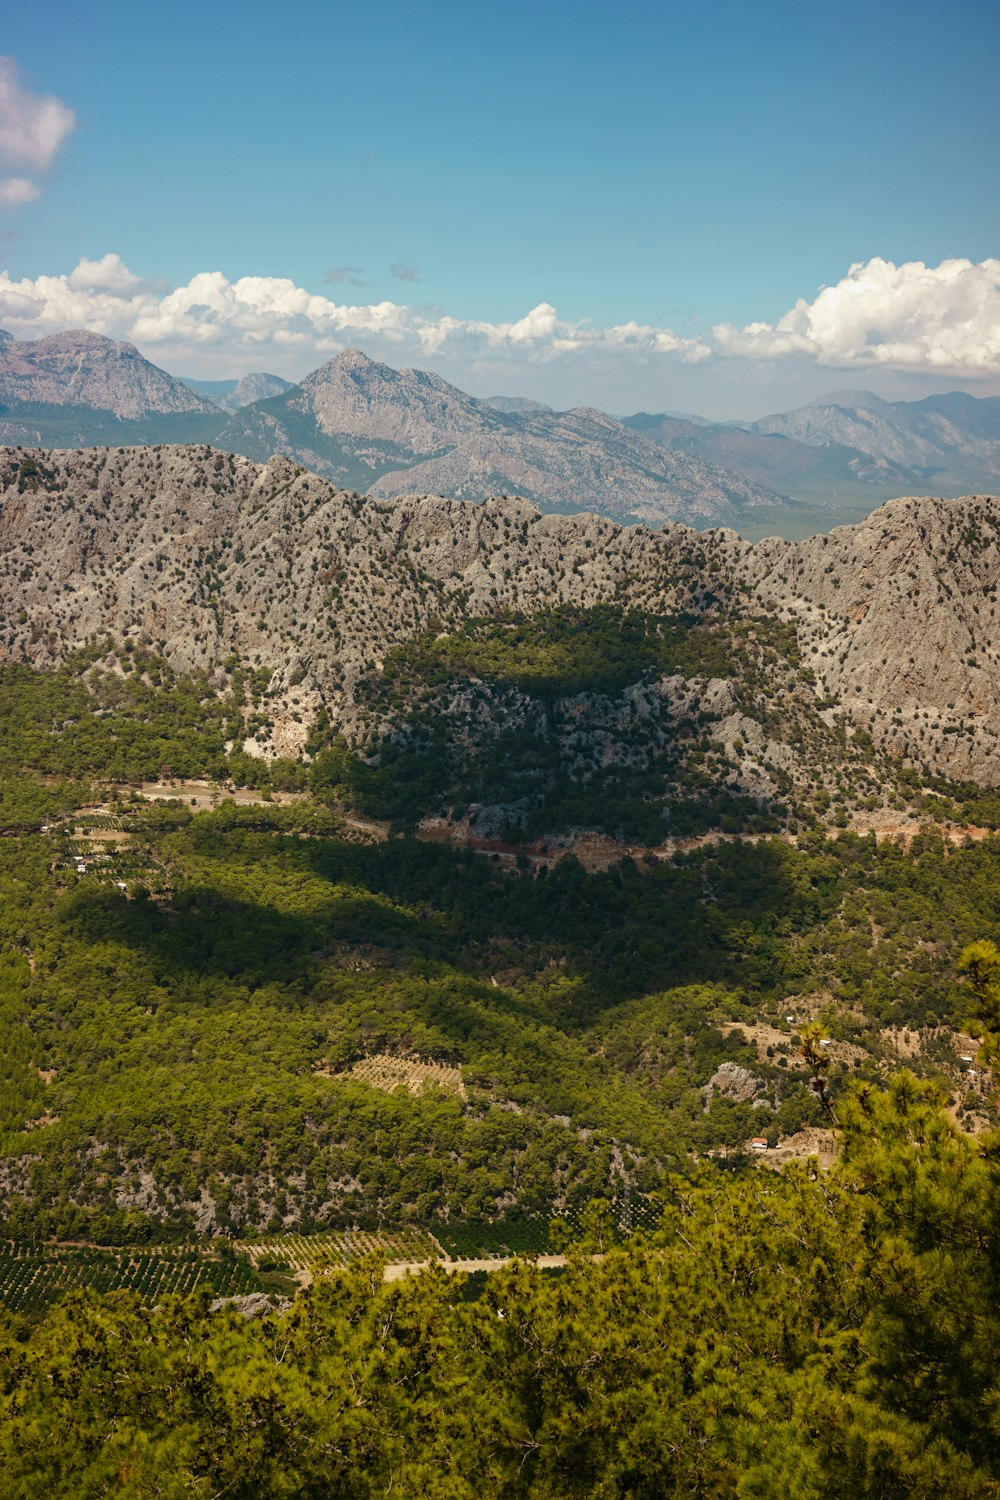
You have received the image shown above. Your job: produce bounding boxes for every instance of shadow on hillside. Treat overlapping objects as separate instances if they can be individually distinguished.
[297,831,809,1013]
[56,882,437,984]
[57,833,808,1039]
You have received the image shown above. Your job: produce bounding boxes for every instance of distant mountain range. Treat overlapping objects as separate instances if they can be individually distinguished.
[751,389,1000,490]
[181,372,295,413]
[624,389,1000,502]
[209,347,784,527]
[1,326,998,532]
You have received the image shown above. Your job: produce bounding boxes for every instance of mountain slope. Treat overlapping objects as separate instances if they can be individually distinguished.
[0,329,218,420]
[0,330,226,448]
[4,445,1000,808]
[624,409,926,501]
[213,349,790,527]
[752,388,1000,488]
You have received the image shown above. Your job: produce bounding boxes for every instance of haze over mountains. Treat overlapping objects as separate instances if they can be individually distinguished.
[1,327,999,533]
[625,409,925,506]
[210,347,784,527]
[181,371,295,413]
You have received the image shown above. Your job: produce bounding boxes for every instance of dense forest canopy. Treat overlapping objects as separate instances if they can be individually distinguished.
[0,640,999,1492]
[3,1076,1000,1497]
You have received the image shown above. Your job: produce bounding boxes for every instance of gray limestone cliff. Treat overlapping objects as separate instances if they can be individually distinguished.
[2,444,1000,786]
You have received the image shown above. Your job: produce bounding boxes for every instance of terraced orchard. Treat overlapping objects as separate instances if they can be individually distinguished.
[0,1211,672,1314]
[0,1243,268,1316]
[246,1227,445,1275]
[343,1053,467,1098]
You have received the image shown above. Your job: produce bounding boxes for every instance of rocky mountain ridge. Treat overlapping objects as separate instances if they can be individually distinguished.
[3,446,1000,811]
[751,389,1000,489]
[0,329,216,420]
[212,349,787,527]
[0,332,793,530]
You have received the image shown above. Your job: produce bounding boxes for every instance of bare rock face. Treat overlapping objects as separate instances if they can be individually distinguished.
[745,495,1000,781]
[302,349,496,448]
[703,1062,765,1107]
[0,330,217,419]
[2,443,1000,787]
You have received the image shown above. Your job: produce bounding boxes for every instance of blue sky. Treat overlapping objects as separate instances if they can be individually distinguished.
[1,0,998,415]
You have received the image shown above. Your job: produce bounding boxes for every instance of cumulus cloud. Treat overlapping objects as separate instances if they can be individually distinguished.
[324,265,366,286]
[0,256,711,371]
[713,257,1000,375]
[0,253,996,384]
[390,262,421,283]
[0,176,40,207]
[68,253,145,292]
[0,57,75,211]
[0,56,75,169]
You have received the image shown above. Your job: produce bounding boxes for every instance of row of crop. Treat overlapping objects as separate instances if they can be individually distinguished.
[249,1227,443,1271]
[435,1217,553,1260]
[0,1251,264,1315]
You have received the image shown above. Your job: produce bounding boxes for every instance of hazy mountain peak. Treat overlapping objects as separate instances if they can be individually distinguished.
[804,389,889,410]
[225,372,294,411]
[0,328,217,419]
[479,394,554,415]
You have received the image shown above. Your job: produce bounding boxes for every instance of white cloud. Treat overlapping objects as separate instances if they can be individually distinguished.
[0,56,75,171]
[0,57,75,212]
[68,253,144,292]
[0,254,996,384]
[0,176,40,207]
[0,258,711,371]
[713,257,1000,375]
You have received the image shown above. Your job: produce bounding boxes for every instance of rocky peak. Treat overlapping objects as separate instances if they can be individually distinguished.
[299,347,496,447]
[0,329,218,419]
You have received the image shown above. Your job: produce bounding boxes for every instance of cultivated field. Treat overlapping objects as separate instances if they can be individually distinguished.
[0,1243,265,1316]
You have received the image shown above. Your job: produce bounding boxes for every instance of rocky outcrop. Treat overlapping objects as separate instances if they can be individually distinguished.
[703,1062,766,1107]
[2,443,1000,786]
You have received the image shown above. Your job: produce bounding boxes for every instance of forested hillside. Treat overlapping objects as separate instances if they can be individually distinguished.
[0,652,995,1247]
[3,450,1000,1494]
[3,1075,1000,1497]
